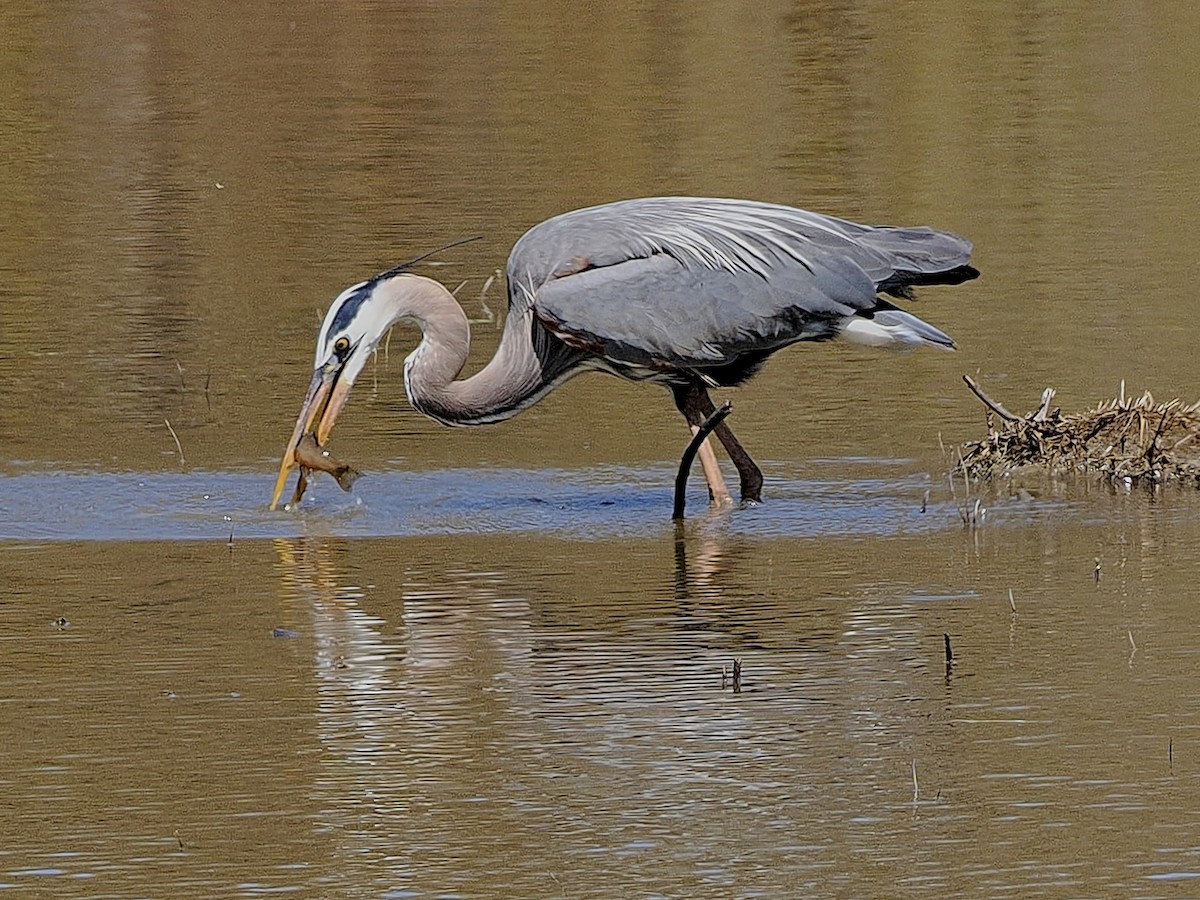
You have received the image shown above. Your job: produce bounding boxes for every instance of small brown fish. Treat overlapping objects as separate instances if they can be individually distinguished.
[288,434,362,506]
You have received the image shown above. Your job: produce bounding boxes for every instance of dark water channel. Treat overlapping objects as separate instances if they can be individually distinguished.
[5,2,1200,897]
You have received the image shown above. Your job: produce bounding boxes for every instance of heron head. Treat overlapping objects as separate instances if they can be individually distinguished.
[269,277,399,509]
[270,237,481,510]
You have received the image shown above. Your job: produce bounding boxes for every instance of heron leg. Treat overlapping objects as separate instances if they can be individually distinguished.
[671,384,732,507]
[690,389,764,503]
[692,425,733,507]
[673,383,764,504]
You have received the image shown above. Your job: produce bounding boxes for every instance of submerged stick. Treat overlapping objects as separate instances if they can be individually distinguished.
[672,401,733,520]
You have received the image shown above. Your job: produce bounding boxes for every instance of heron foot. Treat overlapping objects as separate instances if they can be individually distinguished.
[709,491,735,509]
[737,469,763,504]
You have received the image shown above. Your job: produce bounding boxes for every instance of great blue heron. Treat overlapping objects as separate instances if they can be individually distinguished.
[270,196,977,510]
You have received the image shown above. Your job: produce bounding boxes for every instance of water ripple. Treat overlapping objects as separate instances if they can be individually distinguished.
[0,463,1001,543]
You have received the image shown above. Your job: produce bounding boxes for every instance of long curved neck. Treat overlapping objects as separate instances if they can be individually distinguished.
[382,275,548,426]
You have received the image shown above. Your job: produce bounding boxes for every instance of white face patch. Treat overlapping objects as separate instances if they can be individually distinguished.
[314,280,371,367]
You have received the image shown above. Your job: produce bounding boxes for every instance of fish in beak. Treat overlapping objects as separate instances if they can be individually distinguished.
[269,356,356,510]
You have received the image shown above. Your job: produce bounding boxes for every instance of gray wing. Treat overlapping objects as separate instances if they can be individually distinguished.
[506,196,975,369]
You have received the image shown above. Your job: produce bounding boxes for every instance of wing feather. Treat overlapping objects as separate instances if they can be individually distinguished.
[507,197,974,371]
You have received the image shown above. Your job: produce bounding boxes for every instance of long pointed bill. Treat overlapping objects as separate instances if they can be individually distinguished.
[269,364,355,509]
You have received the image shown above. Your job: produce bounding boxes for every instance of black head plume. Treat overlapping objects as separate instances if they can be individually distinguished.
[375,235,483,281]
[324,236,484,340]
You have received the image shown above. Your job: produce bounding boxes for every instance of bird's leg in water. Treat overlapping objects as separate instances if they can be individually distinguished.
[674,402,733,519]
[690,389,764,503]
[672,383,733,507]
[696,393,758,504]
[692,426,732,506]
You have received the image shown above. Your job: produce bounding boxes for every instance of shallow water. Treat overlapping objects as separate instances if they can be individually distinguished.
[0,462,980,542]
[7,484,1200,897]
[6,0,1200,896]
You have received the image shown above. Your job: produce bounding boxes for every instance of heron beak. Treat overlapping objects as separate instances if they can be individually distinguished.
[269,359,355,509]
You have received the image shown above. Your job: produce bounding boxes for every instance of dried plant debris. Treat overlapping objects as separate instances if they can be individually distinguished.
[960,375,1200,486]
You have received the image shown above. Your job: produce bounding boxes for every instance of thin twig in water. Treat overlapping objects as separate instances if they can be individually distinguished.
[458,271,499,325]
[1008,588,1017,613]
[946,455,963,522]
[959,453,970,514]
[947,451,981,527]
[477,270,498,324]
[174,359,186,391]
[164,419,185,467]
[911,760,919,802]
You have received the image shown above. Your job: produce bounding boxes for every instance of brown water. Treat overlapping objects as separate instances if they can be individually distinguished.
[5,1,1200,897]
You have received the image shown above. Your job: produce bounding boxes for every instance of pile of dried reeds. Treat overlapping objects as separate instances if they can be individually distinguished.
[960,376,1200,485]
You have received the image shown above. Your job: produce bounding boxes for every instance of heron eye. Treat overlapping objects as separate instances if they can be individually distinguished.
[333,336,350,356]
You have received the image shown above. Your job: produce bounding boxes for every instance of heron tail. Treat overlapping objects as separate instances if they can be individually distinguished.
[860,225,980,297]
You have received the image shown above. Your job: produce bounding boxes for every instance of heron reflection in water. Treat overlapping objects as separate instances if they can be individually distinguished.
[271,197,978,510]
